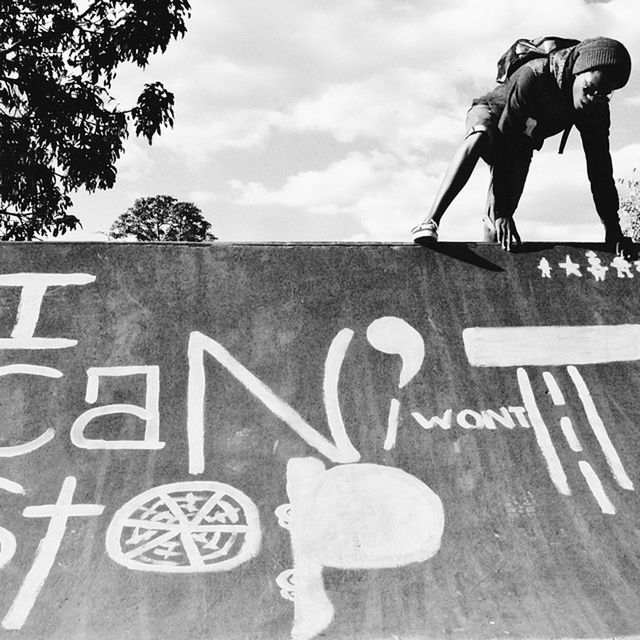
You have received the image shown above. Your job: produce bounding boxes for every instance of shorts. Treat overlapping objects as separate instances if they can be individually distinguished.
[465,103,498,163]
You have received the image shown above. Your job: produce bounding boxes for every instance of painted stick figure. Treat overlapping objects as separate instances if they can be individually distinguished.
[585,251,608,281]
[610,255,634,278]
[537,258,552,278]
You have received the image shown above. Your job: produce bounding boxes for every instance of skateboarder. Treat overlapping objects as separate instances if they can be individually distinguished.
[411,37,634,258]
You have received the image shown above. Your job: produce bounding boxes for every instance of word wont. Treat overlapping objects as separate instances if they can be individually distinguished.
[411,406,530,431]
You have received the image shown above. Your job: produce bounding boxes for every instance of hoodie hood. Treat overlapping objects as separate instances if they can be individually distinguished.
[549,45,580,91]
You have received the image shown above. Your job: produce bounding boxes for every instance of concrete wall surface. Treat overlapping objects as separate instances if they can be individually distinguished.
[0,242,639,640]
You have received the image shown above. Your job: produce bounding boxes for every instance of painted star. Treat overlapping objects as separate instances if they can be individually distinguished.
[558,256,582,277]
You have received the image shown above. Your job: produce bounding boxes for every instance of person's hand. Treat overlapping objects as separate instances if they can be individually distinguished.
[616,236,636,261]
[495,216,521,252]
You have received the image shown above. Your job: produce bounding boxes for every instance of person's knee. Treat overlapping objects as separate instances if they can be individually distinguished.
[463,130,490,160]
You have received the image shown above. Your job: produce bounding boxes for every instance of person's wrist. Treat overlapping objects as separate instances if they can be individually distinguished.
[605,228,623,246]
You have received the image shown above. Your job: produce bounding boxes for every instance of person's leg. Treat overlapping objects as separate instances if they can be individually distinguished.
[412,104,496,243]
[484,144,532,245]
[411,132,489,243]
[426,131,489,225]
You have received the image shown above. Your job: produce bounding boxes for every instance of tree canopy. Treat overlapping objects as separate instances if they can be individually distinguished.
[109,195,216,242]
[619,169,640,242]
[0,0,191,240]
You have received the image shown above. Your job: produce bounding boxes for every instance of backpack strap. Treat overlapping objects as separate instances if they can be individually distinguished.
[558,125,572,154]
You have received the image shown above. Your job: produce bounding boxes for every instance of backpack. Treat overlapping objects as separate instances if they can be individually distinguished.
[496,36,580,153]
[496,36,580,83]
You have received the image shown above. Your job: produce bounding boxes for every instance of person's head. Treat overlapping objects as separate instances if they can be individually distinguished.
[571,37,632,110]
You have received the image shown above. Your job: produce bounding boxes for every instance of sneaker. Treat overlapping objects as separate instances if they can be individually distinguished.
[411,219,439,244]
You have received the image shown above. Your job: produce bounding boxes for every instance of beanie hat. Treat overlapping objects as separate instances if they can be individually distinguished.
[573,37,632,88]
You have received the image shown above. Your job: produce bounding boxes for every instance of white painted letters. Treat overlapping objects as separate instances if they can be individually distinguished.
[411,409,452,430]
[384,398,401,449]
[2,477,104,630]
[457,409,483,430]
[0,365,62,457]
[481,408,515,430]
[0,478,25,495]
[508,406,531,429]
[280,458,444,640]
[366,317,425,388]
[517,368,571,496]
[70,367,164,450]
[0,527,16,570]
[322,329,361,459]
[464,325,640,367]
[412,407,526,432]
[567,366,634,491]
[579,461,616,515]
[0,273,95,349]
[187,331,360,475]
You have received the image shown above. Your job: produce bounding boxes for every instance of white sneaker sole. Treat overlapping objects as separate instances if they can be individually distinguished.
[411,225,438,244]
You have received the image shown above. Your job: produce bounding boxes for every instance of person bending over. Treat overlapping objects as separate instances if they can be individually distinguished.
[411,37,633,258]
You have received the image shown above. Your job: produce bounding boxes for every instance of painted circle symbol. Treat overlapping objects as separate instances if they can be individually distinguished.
[105,481,261,573]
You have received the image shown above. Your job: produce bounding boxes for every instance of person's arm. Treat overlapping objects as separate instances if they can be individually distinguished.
[577,106,633,258]
[492,65,538,250]
[498,64,540,147]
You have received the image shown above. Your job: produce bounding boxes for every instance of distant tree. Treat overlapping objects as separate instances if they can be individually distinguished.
[0,0,191,240]
[618,169,640,241]
[109,195,217,242]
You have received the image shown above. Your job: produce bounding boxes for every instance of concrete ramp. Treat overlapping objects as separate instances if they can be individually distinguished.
[0,242,639,639]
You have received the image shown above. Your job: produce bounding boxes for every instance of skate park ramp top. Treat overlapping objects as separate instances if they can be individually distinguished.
[0,241,639,640]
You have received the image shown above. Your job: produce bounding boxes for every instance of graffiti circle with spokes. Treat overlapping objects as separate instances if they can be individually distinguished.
[105,481,261,573]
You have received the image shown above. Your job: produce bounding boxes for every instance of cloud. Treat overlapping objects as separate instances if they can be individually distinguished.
[82,0,640,244]
[116,0,640,156]
[232,152,392,211]
[228,134,637,242]
[114,139,153,183]
[151,1,636,153]
[613,143,640,173]
[231,151,448,239]
[275,70,464,156]
[189,190,223,204]
[157,109,280,159]
[49,229,112,242]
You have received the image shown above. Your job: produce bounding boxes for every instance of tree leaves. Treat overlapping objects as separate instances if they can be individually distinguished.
[0,0,191,240]
[133,82,175,144]
[109,195,217,242]
[618,168,640,242]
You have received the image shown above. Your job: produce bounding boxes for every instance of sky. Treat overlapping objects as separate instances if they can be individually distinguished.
[65,0,640,243]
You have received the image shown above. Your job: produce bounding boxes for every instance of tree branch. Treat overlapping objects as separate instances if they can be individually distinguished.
[0,208,28,220]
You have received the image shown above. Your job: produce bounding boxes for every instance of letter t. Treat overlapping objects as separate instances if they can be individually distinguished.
[2,477,104,630]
